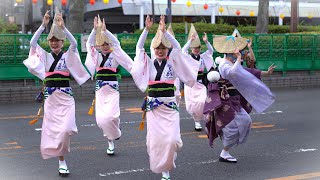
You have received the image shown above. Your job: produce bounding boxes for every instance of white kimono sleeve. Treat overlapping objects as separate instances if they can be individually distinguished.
[182,39,191,54]
[164,31,199,87]
[112,46,133,72]
[201,41,215,70]
[64,28,90,85]
[150,38,156,61]
[104,30,133,72]
[169,48,200,88]
[23,25,47,80]
[85,29,99,79]
[131,28,150,93]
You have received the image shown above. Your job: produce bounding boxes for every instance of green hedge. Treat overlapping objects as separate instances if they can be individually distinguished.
[134,23,320,35]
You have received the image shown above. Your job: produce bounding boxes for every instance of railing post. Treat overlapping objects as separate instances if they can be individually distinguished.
[270,34,273,65]
[254,34,258,67]
[283,34,288,76]
[34,78,40,87]
[14,35,17,64]
[311,35,316,75]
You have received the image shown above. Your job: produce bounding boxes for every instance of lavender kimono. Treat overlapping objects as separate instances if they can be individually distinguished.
[85,29,133,140]
[131,29,199,173]
[204,58,275,148]
[23,25,90,159]
[182,40,215,122]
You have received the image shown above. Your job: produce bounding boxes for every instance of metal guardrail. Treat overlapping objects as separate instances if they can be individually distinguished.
[0,33,319,81]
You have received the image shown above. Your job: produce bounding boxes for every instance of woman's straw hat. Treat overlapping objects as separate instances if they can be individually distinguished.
[95,15,112,46]
[151,25,171,49]
[213,35,248,53]
[167,23,175,37]
[47,7,66,41]
[188,23,201,48]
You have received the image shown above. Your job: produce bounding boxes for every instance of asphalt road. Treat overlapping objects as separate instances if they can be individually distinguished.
[0,87,320,180]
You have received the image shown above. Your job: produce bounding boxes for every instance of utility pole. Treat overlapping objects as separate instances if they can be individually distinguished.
[290,0,299,33]
[152,0,155,23]
[167,0,172,23]
[22,0,26,34]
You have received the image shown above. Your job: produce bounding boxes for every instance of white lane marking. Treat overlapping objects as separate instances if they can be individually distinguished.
[98,159,218,176]
[81,118,193,127]
[182,159,219,166]
[251,110,283,115]
[81,124,96,127]
[294,148,318,153]
[121,121,141,124]
[83,111,283,128]
[35,128,42,131]
[99,168,147,176]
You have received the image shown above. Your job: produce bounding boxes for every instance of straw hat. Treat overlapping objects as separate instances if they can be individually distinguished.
[232,28,242,37]
[167,23,175,37]
[95,15,112,46]
[151,24,171,49]
[47,7,66,40]
[213,35,248,54]
[188,24,201,48]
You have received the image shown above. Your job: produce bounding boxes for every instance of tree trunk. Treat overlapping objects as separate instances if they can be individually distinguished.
[255,0,269,34]
[290,0,299,33]
[66,1,85,33]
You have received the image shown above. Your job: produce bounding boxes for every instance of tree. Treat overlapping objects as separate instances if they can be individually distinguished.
[256,0,269,33]
[0,18,19,34]
[66,0,85,33]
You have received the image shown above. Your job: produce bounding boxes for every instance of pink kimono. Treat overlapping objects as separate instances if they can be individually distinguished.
[131,29,199,173]
[85,29,133,140]
[182,40,215,122]
[23,25,90,159]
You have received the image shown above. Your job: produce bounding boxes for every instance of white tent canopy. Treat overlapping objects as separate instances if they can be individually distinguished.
[121,0,320,17]
[120,0,320,28]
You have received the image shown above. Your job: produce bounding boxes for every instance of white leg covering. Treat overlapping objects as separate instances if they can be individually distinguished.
[194,121,202,131]
[162,171,170,179]
[107,140,115,155]
[220,149,237,162]
[58,160,70,175]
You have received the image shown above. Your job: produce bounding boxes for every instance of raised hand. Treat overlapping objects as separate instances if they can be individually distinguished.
[234,48,241,58]
[159,15,166,32]
[42,10,50,27]
[191,33,197,41]
[145,15,153,31]
[267,63,277,74]
[56,14,65,29]
[94,16,98,30]
[202,32,208,42]
[102,18,107,32]
[248,38,252,48]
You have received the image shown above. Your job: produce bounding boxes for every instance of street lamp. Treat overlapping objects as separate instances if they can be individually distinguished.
[5,13,9,23]
[135,0,147,30]
[210,0,219,24]
[277,0,286,25]
[14,0,26,33]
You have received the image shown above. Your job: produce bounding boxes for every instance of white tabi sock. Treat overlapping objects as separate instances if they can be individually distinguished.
[108,140,114,150]
[195,121,202,128]
[162,171,170,178]
[220,149,231,158]
[220,149,237,161]
[59,160,68,169]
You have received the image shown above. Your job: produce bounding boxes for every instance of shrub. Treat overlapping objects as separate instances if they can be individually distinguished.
[0,18,19,34]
